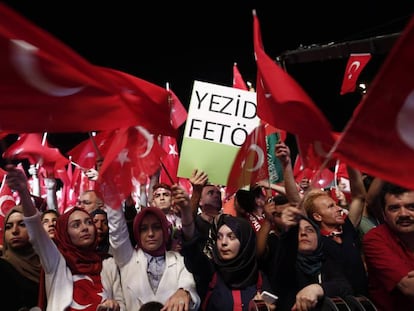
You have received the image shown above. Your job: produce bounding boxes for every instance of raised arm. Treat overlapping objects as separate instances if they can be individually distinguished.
[346,166,366,228]
[5,165,37,217]
[275,142,302,205]
[188,169,208,219]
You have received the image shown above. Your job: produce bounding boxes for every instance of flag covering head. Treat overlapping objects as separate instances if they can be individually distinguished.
[334,15,414,190]
[226,123,269,196]
[0,3,175,136]
[340,53,372,95]
[253,10,334,145]
[233,62,249,90]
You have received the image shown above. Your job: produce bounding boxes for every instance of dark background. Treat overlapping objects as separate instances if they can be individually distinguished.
[2,1,413,156]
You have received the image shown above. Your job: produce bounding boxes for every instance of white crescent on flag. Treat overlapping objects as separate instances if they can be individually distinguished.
[136,126,154,158]
[246,144,265,172]
[10,39,84,96]
[0,195,15,217]
[397,90,414,149]
[347,61,361,79]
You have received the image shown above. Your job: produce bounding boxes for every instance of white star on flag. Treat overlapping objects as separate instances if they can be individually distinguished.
[168,144,178,156]
[116,148,130,166]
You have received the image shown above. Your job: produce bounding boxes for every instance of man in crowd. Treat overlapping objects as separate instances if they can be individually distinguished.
[363,182,414,310]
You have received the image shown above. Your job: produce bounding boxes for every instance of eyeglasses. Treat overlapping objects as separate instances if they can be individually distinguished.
[77,200,93,205]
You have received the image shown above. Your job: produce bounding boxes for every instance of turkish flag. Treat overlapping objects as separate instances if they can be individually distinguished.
[334,15,414,189]
[168,88,188,130]
[98,126,166,207]
[233,62,249,90]
[0,167,6,182]
[340,53,372,95]
[293,155,334,188]
[296,134,338,172]
[3,133,70,174]
[253,11,334,145]
[160,136,180,184]
[226,123,269,196]
[0,175,17,243]
[67,131,113,171]
[0,4,175,136]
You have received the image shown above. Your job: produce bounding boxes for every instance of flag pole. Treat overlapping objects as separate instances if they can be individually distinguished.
[160,160,175,185]
[88,131,104,162]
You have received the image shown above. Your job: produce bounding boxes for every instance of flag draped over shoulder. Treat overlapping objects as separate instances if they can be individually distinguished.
[0,3,175,136]
[334,15,414,189]
[340,53,372,95]
[226,123,269,196]
[253,10,334,145]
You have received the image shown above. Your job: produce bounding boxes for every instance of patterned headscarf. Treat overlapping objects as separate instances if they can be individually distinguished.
[133,207,170,257]
[53,207,102,275]
[2,205,41,283]
[211,214,258,288]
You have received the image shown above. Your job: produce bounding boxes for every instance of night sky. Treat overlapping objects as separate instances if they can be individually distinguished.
[2,1,413,154]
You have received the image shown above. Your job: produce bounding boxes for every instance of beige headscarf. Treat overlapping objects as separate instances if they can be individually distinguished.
[1,205,41,283]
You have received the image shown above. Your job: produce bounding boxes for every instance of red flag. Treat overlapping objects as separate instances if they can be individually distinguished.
[160,136,180,185]
[0,175,17,243]
[296,134,338,172]
[67,131,113,171]
[0,4,175,136]
[253,10,334,145]
[233,62,248,90]
[334,15,414,189]
[340,53,372,95]
[3,133,69,175]
[168,88,188,129]
[226,124,269,196]
[0,167,6,182]
[293,155,334,189]
[98,126,166,207]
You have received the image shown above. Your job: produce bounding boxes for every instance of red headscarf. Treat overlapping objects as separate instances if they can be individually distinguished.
[54,207,102,275]
[133,207,170,256]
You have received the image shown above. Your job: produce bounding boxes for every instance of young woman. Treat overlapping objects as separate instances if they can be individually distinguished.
[181,213,276,311]
[6,165,124,311]
[0,205,42,310]
[105,183,200,311]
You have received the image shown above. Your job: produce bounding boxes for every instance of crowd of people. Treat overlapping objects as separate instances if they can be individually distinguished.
[0,139,413,311]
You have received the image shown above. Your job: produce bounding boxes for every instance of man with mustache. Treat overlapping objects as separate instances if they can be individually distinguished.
[363,182,414,311]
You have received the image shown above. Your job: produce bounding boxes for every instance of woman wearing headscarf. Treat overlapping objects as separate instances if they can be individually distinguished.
[0,205,42,310]
[6,165,124,311]
[105,189,200,311]
[182,213,275,311]
[269,210,354,311]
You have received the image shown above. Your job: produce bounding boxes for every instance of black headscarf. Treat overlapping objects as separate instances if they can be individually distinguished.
[211,214,258,288]
[296,215,324,276]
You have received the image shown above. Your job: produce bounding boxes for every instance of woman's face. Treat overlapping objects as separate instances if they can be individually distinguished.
[67,210,96,248]
[217,224,240,260]
[4,212,30,250]
[139,214,163,252]
[298,219,318,254]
